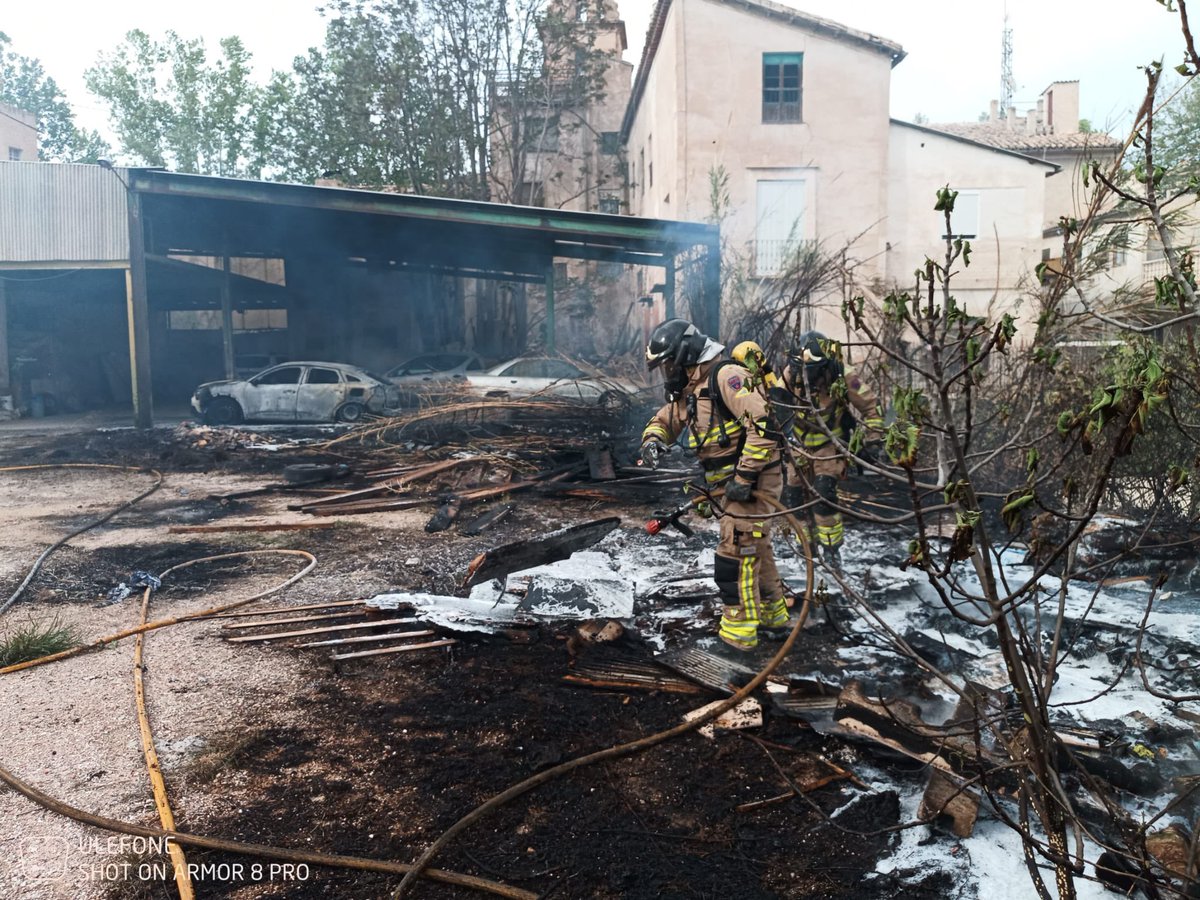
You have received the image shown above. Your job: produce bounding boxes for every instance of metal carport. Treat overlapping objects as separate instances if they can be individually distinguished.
[122,170,720,427]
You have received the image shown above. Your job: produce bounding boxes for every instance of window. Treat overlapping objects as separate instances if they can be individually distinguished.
[522,115,559,152]
[544,360,584,379]
[254,366,302,386]
[639,149,645,195]
[762,53,802,123]
[305,367,341,384]
[942,190,980,239]
[755,179,806,276]
[553,262,568,286]
[597,192,620,214]
[515,181,544,206]
[7,147,21,161]
[600,132,620,155]
[648,134,653,187]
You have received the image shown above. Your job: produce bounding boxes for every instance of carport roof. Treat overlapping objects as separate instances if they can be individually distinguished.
[127,169,718,282]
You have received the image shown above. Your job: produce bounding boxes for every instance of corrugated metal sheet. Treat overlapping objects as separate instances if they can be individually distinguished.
[0,161,128,263]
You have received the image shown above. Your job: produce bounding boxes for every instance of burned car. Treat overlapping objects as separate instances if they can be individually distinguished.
[191,361,398,425]
[462,356,643,403]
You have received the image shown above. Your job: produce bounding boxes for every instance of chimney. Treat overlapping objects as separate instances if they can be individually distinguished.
[1007,106,1017,129]
[1025,111,1036,135]
[1036,97,1045,133]
[989,99,999,123]
[1043,81,1080,133]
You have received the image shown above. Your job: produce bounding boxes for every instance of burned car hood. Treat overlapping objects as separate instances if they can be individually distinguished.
[195,379,238,392]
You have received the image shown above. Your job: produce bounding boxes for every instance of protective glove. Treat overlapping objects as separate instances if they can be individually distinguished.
[724,478,755,503]
[694,499,713,519]
[640,439,666,469]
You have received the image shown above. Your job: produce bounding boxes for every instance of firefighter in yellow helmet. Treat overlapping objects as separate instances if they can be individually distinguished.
[780,331,883,571]
[638,319,790,651]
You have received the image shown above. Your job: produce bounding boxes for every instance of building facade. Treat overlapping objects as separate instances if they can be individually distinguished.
[0,101,37,163]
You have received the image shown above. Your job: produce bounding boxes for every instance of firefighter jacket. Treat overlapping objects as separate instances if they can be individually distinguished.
[781,363,883,452]
[641,361,780,485]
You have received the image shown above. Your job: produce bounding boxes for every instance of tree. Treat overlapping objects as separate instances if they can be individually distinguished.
[0,32,108,162]
[815,19,1200,892]
[277,0,611,201]
[85,30,271,177]
[270,0,459,192]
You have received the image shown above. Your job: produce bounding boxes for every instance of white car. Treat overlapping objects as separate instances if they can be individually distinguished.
[462,357,641,402]
[385,352,487,405]
[191,362,398,425]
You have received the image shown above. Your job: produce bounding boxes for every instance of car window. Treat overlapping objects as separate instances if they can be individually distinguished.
[543,360,584,379]
[305,367,341,385]
[505,360,543,378]
[346,373,362,383]
[253,366,302,386]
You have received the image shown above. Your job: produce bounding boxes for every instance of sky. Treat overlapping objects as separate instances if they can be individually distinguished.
[0,0,1189,143]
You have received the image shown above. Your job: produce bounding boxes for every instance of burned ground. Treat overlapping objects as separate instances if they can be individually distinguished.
[0,422,1195,900]
[0,425,916,900]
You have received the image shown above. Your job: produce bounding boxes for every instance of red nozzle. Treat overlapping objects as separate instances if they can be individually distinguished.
[646,519,664,535]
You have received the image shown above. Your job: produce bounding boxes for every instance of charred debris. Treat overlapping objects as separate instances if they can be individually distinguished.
[187,393,1200,888]
[4,387,1200,897]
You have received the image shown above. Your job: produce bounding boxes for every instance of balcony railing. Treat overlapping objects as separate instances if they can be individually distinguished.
[751,239,815,277]
[1143,257,1172,281]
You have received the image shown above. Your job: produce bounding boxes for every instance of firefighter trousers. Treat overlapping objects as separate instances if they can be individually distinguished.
[714,466,789,649]
[785,443,847,551]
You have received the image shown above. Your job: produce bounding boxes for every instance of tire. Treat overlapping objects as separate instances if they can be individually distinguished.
[334,400,366,423]
[203,397,243,426]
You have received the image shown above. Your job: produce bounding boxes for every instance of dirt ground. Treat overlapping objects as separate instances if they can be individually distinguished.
[0,424,944,900]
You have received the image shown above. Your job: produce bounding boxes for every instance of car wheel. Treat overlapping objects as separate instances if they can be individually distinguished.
[334,400,366,423]
[204,397,243,426]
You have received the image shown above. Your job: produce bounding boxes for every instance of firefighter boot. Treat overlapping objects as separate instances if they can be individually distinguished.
[758,599,792,641]
[714,554,759,650]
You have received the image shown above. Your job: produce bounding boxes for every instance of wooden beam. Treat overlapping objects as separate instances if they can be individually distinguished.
[296,629,436,648]
[222,611,369,630]
[225,619,412,642]
[167,521,335,534]
[207,599,366,620]
[331,638,456,661]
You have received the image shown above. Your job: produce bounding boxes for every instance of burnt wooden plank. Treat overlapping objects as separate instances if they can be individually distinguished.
[462,516,621,588]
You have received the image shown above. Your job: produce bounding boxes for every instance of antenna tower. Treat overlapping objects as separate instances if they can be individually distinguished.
[1000,9,1015,113]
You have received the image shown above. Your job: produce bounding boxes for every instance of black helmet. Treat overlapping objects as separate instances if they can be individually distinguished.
[646,319,716,397]
[789,331,841,385]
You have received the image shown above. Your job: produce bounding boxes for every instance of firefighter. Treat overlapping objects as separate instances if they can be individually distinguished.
[780,331,883,571]
[638,318,789,651]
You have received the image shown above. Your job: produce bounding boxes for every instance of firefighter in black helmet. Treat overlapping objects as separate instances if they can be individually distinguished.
[639,319,790,651]
[779,331,883,570]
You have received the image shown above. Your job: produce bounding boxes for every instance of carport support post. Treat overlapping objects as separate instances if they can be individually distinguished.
[544,263,556,354]
[0,280,9,397]
[220,254,236,380]
[664,252,676,320]
[125,189,154,428]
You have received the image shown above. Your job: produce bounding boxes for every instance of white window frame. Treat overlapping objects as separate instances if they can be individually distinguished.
[942,190,980,239]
